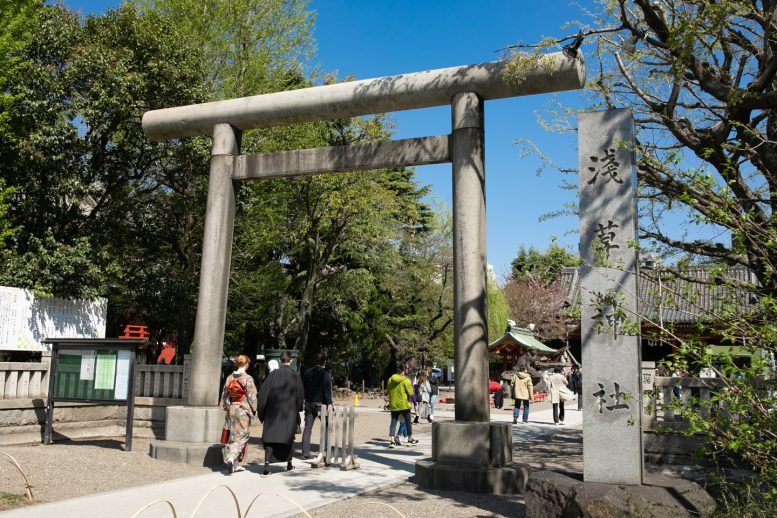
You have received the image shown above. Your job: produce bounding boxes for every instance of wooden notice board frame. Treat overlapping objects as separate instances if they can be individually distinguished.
[43,338,145,451]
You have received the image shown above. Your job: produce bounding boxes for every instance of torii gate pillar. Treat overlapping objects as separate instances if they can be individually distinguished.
[415,92,525,494]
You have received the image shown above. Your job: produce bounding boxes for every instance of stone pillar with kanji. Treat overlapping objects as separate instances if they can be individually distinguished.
[578,109,643,485]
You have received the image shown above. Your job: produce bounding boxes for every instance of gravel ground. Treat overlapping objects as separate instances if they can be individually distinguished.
[0,397,581,516]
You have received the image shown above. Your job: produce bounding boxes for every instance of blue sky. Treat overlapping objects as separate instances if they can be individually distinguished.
[66,0,594,279]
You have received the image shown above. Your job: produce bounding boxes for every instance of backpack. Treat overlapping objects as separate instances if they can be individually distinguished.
[430,379,439,396]
[226,376,247,402]
[494,387,504,409]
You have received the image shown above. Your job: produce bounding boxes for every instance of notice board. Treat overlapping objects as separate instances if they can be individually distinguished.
[52,349,134,401]
[44,339,145,451]
[0,286,107,351]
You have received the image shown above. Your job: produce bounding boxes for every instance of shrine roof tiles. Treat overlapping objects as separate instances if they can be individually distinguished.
[559,265,757,324]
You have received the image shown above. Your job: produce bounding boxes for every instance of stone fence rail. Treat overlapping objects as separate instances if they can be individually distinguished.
[0,360,50,400]
[644,376,727,431]
[0,354,191,401]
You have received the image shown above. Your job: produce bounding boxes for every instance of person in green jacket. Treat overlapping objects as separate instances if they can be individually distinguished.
[387,363,419,448]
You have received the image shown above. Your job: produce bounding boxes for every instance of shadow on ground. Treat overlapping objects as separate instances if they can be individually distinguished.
[517,428,583,479]
[293,478,526,518]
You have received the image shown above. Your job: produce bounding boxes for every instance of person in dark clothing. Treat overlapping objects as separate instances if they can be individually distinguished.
[257,350,304,475]
[568,365,583,411]
[301,352,333,459]
[428,367,440,422]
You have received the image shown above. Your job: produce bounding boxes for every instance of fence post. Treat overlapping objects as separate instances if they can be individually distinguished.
[182,354,192,399]
[40,352,52,399]
[309,404,358,470]
[311,406,328,468]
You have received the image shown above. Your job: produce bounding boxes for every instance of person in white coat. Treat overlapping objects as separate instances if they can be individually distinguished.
[544,367,574,425]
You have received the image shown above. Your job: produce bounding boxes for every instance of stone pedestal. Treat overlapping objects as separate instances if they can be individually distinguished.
[525,470,716,517]
[415,421,530,494]
[149,406,224,467]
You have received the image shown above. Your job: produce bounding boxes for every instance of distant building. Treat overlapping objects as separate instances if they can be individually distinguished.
[488,321,578,377]
[559,264,759,363]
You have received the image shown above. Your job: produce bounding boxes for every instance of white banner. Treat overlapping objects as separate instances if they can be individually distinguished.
[0,286,107,352]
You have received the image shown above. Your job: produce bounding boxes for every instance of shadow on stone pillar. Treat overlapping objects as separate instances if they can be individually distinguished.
[149,123,240,468]
[415,92,529,494]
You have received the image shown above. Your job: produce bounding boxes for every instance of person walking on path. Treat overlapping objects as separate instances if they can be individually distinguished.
[301,352,332,459]
[415,370,432,423]
[387,363,418,448]
[544,367,574,425]
[396,413,409,445]
[257,350,304,475]
[568,365,583,411]
[511,366,533,424]
[428,367,439,421]
[220,355,258,473]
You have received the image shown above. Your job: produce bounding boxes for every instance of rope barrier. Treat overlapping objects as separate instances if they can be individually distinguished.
[128,480,406,517]
[0,451,34,502]
[243,492,312,517]
[129,499,178,518]
[189,484,241,518]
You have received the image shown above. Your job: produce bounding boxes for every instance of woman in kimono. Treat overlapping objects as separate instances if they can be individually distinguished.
[257,350,304,475]
[220,354,258,473]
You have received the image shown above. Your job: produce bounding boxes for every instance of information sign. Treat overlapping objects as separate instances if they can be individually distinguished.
[0,286,107,351]
[44,339,144,451]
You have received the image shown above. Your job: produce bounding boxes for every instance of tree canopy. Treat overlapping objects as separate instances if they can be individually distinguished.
[0,1,454,378]
[510,238,579,283]
[510,0,777,296]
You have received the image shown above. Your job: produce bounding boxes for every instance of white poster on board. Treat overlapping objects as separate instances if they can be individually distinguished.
[80,351,96,381]
[0,286,107,351]
[114,350,131,400]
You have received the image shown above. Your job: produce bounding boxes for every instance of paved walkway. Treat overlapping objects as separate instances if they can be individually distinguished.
[1,406,581,518]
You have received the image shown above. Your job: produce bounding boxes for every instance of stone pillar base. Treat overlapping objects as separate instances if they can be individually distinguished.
[416,459,530,495]
[149,406,225,468]
[415,421,530,495]
[525,470,717,517]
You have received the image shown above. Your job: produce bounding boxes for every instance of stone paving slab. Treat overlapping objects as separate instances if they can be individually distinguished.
[0,406,580,518]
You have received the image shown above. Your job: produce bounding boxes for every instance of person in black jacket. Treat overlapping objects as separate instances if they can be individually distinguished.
[301,352,333,459]
[257,350,304,475]
[568,365,583,411]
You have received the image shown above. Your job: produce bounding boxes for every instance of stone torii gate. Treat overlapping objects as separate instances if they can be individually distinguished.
[143,52,585,491]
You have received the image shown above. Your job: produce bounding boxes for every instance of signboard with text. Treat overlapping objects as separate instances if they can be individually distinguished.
[0,286,107,351]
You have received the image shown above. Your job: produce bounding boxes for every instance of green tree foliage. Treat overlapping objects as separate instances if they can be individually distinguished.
[369,206,453,371]
[0,3,208,323]
[510,238,579,283]
[0,0,40,141]
[135,0,315,98]
[1,1,448,380]
[226,109,435,368]
[0,179,18,248]
[487,277,509,344]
